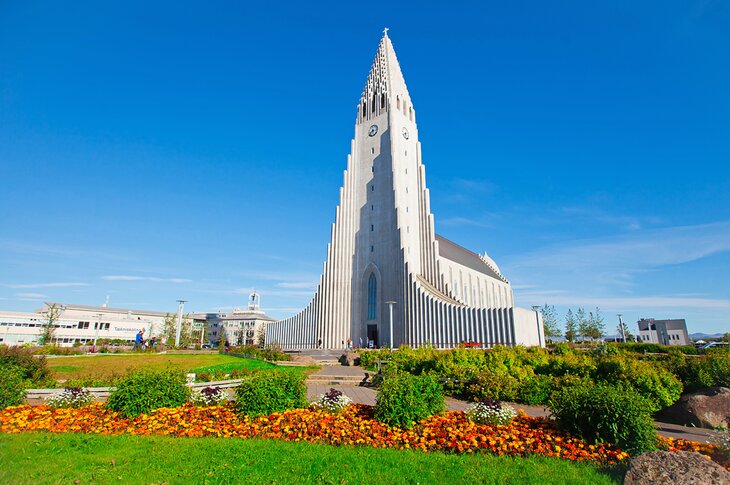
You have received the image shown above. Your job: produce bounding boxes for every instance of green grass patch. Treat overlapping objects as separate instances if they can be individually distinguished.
[48,365,83,373]
[189,359,316,376]
[0,432,623,484]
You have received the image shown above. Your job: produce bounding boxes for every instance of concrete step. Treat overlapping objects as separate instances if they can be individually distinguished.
[306,376,367,386]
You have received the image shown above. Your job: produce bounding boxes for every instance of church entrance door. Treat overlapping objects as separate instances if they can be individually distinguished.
[367,324,378,348]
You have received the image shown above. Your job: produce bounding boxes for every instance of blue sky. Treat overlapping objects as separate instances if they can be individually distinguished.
[1,1,728,335]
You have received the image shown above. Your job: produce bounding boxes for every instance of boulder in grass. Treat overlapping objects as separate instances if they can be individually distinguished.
[624,450,730,485]
[658,387,730,429]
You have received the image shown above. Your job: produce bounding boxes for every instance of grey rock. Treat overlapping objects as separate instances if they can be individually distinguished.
[658,387,730,429]
[624,450,730,485]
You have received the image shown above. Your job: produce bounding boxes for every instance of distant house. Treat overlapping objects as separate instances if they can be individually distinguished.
[637,318,690,346]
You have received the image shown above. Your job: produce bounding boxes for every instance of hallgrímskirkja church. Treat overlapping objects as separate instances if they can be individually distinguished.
[266,31,545,350]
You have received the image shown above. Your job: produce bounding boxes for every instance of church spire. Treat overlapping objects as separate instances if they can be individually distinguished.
[357,30,414,124]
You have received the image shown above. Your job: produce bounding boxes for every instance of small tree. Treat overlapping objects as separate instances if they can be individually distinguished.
[586,307,605,341]
[565,309,578,343]
[39,303,61,346]
[256,324,266,348]
[540,304,561,343]
[576,308,588,342]
[162,313,193,347]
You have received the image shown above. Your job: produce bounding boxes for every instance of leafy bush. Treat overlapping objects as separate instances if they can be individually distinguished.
[190,386,228,407]
[0,345,51,384]
[312,388,353,413]
[551,342,573,355]
[517,374,554,405]
[32,346,83,356]
[466,398,516,425]
[549,382,658,455]
[612,342,698,356]
[467,369,520,402]
[660,348,729,392]
[106,368,191,418]
[46,387,96,408]
[229,368,255,379]
[594,356,682,412]
[234,371,307,417]
[374,372,444,429]
[0,365,27,409]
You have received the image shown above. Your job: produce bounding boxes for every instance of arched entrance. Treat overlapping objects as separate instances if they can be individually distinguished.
[362,264,381,348]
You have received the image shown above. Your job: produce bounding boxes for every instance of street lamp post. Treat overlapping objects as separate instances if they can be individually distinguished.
[617,314,626,343]
[531,305,543,346]
[385,301,397,349]
[175,300,187,348]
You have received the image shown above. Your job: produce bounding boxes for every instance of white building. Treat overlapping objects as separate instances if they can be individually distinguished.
[192,292,275,346]
[637,318,691,346]
[0,302,168,347]
[266,31,544,350]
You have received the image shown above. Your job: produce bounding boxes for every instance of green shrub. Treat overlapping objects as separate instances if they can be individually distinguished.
[549,382,658,455]
[0,365,27,409]
[234,371,306,417]
[517,374,554,405]
[106,368,190,418]
[594,356,682,412]
[374,372,444,429]
[32,346,83,356]
[0,345,51,384]
[552,342,573,355]
[613,342,698,356]
[225,344,291,362]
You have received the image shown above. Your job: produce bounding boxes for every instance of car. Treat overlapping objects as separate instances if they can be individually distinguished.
[202,344,212,349]
[699,342,728,351]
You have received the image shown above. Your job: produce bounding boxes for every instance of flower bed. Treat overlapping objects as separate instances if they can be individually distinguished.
[0,403,725,469]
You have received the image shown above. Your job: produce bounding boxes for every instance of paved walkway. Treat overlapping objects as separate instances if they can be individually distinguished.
[305,366,722,444]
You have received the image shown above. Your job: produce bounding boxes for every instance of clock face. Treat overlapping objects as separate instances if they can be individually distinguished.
[368,124,378,137]
[402,127,410,140]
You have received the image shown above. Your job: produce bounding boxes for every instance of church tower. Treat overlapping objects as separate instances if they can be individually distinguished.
[266,31,544,350]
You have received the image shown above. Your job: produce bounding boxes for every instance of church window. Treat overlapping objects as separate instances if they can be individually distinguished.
[370,245,374,252]
[371,185,374,191]
[405,150,407,156]
[371,224,374,231]
[397,96,400,110]
[367,273,377,320]
[409,107,413,121]
[372,166,374,173]
[371,147,375,154]
[371,204,374,211]
[381,94,385,109]
[406,187,408,194]
[405,168,408,174]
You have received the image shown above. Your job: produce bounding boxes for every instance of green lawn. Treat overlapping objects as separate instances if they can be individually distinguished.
[46,353,316,386]
[0,432,624,484]
[189,359,316,376]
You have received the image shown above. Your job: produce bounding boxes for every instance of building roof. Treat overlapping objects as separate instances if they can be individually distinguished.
[42,302,170,317]
[435,234,507,282]
[190,310,276,322]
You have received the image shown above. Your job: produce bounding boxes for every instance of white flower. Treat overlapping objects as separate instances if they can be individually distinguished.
[466,399,516,425]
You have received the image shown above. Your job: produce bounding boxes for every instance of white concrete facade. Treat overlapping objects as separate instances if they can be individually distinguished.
[266,32,544,350]
[0,303,168,347]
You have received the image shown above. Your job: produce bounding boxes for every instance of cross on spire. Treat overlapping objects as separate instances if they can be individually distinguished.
[383,27,389,36]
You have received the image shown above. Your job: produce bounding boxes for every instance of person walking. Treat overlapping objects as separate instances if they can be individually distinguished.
[134,329,144,351]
